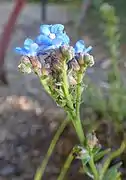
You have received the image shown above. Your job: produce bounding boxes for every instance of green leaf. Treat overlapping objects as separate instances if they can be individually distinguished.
[81,155,90,166]
[94,148,111,162]
[92,145,101,155]
[102,163,122,180]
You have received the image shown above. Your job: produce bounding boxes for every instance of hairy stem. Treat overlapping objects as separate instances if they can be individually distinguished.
[74,119,85,145]
[39,77,51,95]
[34,118,69,180]
[76,72,83,118]
[57,149,74,180]
[62,62,74,112]
[62,62,85,144]
[89,155,99,180]
[75,71,85,144]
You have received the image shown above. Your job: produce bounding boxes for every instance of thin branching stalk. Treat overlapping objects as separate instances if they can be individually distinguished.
[75,71,85,144]
[62,61,84,144]
[39,77,51,95]
[62,61,74,112]
[89,155,99,180]
[76,72,83,118]
[57,149,74,180]
[34,118,69,180]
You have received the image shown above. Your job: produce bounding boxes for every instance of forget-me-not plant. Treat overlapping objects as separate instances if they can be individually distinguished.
[15,23,125,180]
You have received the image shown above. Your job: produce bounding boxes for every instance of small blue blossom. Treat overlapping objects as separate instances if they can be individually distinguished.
[74,40,92,54]
[35,24,70,49]
[15,38,39,57]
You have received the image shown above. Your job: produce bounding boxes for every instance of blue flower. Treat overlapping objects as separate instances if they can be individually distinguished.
[15,38,39,57]
[35,24,70,49]
[74,40,92,54]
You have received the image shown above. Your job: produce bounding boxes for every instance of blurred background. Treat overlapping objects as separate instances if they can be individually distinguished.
[0,0,126,179]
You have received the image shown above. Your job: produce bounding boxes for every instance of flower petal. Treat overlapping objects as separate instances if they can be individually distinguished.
[37,45,47,55]
[35,35,52,45]
[29,43,39,56]
[74,40,85,53]
[15,47,23,54]
[57,33,70,45]
[52,38,62,47]
[43,45,56,51]
[15,47,29,55]
[84,46,92,53]
[24,38,34,48]
[50,24,64,34]
[37,44,56,55]
[40,25,50,35]
[30,43,39,51]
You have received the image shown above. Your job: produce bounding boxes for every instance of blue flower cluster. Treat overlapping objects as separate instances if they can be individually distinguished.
[15,24,92,57]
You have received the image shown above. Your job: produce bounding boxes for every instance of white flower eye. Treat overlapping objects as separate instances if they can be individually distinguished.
[49,33,56,39]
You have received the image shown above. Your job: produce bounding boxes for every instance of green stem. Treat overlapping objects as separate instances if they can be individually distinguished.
[57,149,74,180]
[100,141,126,180]
[75,71,85,144]
[34,70,51,95]
[62,62,74,112]
[62,62,82,141]
[34,118,69,180]
[39,77,51,95]
[76,72,83,118]
[89,155,99,180]
[62,64,84,144]
[74,119,85,145]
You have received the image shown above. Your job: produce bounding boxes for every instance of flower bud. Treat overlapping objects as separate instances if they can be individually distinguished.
[84,54,94,67]
[41,67,51,76]
[61,45,75,61]
[18,56,32,74]
[86,133,99,150]
[77,53,84,65]
[68,58,80,71]
[68,73,77,85]
[30,56,42,69]
[73,146,90,160]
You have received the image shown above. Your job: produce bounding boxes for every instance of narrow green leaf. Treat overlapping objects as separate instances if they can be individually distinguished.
[94,149,111,162]
[103,162,122,180]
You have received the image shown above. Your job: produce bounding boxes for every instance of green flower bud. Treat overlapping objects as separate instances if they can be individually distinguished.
[77,53,94,67]
[18,56,32,74]
[61,45,75,61]
[84,54,94,67]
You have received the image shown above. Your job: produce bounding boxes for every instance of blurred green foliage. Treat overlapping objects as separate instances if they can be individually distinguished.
[83,2,126,135]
